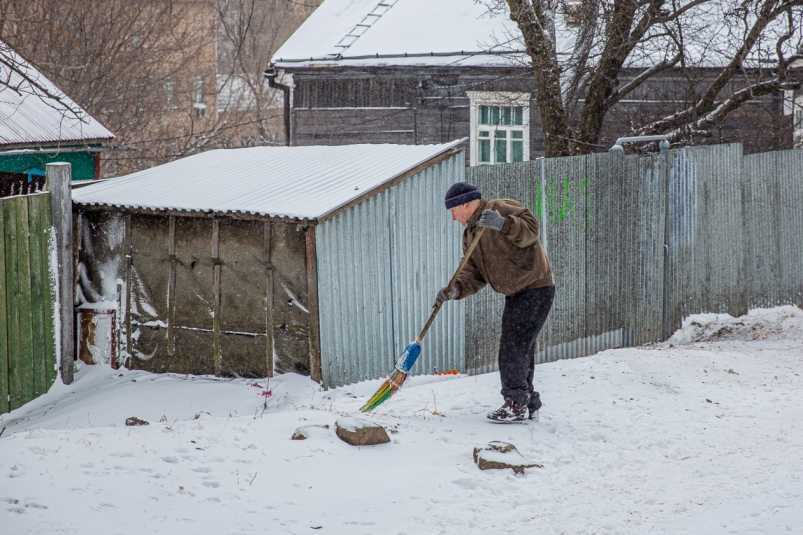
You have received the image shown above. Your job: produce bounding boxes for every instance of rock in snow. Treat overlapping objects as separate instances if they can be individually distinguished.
[335,417,390,446]
[473,441,542,474]
[291,424,330,440]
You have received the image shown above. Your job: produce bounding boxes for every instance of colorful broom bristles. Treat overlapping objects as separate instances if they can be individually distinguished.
[359,369,408,412]
[360,341,421,412]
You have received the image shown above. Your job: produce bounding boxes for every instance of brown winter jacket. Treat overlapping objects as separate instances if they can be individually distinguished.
[455,198,553,299]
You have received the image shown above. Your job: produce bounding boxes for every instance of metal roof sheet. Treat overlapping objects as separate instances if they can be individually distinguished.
[0,42,114,147]
[72,141,465,220]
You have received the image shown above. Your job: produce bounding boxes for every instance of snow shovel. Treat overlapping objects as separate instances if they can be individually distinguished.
[360,227,486,412]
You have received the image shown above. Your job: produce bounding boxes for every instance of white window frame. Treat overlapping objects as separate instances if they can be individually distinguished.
[467,91,530,167]
[794,94,803,149]
[164,78,177,110]
[193,75,205,105]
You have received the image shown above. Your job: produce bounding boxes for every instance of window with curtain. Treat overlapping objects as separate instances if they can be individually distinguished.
[467,92,530,166]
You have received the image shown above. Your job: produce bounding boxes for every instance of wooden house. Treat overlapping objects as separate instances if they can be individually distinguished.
[0,43,114,181]
[267,0,796,161]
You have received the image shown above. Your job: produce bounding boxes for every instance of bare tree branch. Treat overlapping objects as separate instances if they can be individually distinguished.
[492,0,803,155]
[658,76,801,141]
[604,52,683,109]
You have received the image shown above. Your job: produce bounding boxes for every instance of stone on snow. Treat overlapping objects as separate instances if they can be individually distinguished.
[473,441,542,474]
[335,417,390,446]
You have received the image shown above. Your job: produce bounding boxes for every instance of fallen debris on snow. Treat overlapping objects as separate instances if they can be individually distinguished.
[291,424,330,440]
[125,417,149,426]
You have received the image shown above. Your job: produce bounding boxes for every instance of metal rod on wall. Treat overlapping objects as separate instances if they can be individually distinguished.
[167,216,176,356]
[264,221,274,378]
[212,219,221,377]
[124,215,132,357]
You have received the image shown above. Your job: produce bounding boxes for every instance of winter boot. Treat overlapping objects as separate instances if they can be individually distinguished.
[528,392,542,421]
[487,398,529,422]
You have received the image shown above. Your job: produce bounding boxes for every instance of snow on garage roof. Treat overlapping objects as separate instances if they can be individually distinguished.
[272,0,574,68]
[72,141,465,220]
[0,42,114,147]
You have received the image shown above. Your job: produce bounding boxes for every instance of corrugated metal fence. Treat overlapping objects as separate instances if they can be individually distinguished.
[465,143,803,374]
[0,192,58,414]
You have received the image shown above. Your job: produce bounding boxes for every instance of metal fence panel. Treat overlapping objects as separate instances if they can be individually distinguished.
[635,155,666,345]
[465,143,802,372]
[317,154,465,388]
[744,149,803,309]
[665,144,746,334]
[776,151,803,308]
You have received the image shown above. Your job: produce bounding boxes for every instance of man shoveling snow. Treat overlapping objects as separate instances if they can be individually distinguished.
[435,182,554,422]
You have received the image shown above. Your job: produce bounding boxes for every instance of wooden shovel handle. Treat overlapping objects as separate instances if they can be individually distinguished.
[416,227,486,342]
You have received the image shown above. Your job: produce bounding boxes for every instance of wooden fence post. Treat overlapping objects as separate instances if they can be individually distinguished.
[46,163,74,385]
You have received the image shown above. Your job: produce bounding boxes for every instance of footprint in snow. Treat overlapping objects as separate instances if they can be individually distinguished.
[452,478,478,490]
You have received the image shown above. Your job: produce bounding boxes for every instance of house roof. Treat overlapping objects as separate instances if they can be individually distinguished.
[272,0,782,71]
[0,42,114,147]
[72,141,465,221]
[272,0,573,69]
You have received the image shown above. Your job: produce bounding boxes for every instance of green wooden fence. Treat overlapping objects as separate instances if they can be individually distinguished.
[0,192,58,414]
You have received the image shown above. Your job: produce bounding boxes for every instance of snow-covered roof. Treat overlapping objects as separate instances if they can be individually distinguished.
[72,141,464,220]
[272,0,573,68]
[0,42,114,147]
[273,0,786,71]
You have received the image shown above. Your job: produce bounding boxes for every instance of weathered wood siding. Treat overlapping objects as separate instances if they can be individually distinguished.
[287,67,791,155]
[78,210,314,378]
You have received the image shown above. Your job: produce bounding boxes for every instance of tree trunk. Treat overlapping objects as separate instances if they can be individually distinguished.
[506,0,572,157]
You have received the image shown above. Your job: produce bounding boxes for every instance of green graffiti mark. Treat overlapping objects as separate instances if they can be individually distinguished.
[558,176,575,223]
[512,170,597,230]
[533,173,594,229]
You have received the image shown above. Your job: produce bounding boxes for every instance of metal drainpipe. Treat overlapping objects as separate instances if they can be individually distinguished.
[264,67,291,146]
[609,135,671,154]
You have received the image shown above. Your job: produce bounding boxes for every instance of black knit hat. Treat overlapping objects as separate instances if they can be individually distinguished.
[444,182,481,209]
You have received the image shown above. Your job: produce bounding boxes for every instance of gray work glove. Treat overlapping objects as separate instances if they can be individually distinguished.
[433,285,458,308]
[477,209,505,231]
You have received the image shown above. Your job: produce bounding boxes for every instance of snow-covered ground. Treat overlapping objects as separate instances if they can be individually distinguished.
[2,306,802,535]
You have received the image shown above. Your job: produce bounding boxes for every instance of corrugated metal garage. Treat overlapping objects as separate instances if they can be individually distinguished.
[73,142,466,386]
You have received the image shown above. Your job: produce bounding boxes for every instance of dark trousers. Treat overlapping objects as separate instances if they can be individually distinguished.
[498,285,555,407]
